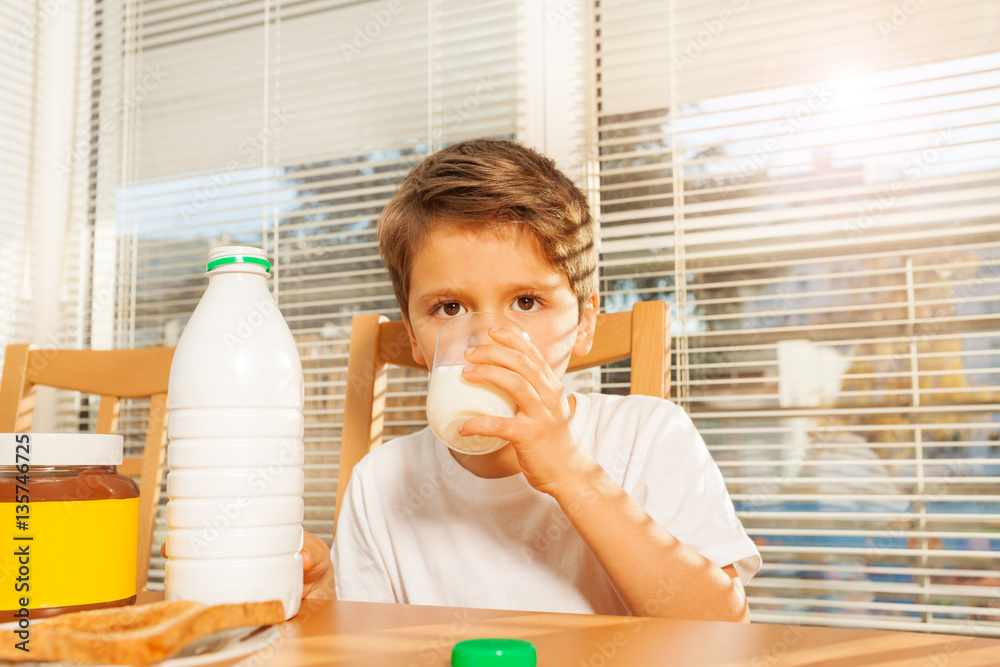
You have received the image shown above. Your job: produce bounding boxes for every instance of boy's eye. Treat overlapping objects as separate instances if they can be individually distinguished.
[513,297,539,313]
[439,302,466,317]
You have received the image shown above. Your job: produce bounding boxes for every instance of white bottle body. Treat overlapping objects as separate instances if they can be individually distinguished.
[165,247,304,619]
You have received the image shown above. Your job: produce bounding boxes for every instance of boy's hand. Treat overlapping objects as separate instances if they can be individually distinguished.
[460,324,597,495]
[301,530,336,599]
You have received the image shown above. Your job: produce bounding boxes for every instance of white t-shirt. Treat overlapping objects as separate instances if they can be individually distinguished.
[332,392,761,615]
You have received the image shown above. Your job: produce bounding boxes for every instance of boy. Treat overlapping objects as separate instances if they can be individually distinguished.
[302,138,760,620]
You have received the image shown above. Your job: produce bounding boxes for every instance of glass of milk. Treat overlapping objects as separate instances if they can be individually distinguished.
[426,313,525,455]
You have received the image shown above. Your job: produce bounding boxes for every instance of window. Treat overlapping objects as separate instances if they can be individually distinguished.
[595,0,1000,634]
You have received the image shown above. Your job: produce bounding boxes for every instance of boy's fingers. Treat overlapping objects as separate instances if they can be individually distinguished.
[488,325,541,360]
[459,414,512,441]
[301,531,332,577]
[302,540,338,601]
[462,363,542,415]
[466,340,562,404]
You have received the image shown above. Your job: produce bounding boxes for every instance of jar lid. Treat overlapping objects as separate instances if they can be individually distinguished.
[451,639,537,667]
[0,434,124,466]
[206,246,271,274]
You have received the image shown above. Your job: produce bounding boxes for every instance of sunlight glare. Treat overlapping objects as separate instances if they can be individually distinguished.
[817,69,880,155]
[828,70,871,111]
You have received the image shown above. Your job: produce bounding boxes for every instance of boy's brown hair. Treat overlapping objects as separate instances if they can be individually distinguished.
[378,138,597,321]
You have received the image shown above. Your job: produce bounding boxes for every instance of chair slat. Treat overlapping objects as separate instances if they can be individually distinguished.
[376,322,425,370]
[0,344,33,431]
[568,312,632,371]
[337,315,388,522]
[27,348,175,397]
[629,301,671,398]
[96,394,121,434]
[119,457,144,477]
[135,392,169,591]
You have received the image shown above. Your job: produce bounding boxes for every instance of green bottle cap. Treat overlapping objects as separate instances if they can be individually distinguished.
[451,639,537,666]
[206,255,271,273]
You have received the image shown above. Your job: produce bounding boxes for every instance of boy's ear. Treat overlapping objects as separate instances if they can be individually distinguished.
[572,291,599,358]
[401,312,430,368]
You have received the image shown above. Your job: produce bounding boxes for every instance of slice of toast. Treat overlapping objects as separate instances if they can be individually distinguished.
[0,599,285,665]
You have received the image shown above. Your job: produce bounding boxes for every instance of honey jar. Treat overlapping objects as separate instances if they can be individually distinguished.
[0,433,140,621]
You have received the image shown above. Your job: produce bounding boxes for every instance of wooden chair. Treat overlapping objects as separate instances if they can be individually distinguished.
[0,344,175,591]
[336,300,671,525]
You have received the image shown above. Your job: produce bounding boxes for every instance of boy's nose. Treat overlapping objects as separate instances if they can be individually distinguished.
[460,308,505,319]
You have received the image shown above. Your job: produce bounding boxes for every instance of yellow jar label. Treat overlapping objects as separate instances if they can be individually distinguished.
[0,499,138,610]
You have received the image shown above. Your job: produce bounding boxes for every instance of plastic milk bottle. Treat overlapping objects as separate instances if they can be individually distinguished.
[164,246,305,619]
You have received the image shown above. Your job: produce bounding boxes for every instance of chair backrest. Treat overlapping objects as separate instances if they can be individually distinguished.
[336,300,671,525]
[0,344,175,591]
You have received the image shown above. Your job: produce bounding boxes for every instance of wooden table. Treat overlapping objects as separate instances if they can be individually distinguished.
[202,596,1000,666]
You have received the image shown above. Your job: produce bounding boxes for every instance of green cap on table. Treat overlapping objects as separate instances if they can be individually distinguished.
[451,639,537,666]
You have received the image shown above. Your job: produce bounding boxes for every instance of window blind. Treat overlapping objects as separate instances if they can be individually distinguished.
[0,0,36,371]
[1,0,95,428]
[594,0,1000,635]
[99,0,522,588]
[54,0,101,432]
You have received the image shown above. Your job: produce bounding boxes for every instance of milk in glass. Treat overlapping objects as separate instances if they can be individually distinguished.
[426,364,517,454]
[425,313,524,455]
